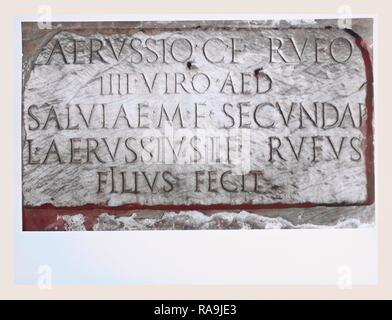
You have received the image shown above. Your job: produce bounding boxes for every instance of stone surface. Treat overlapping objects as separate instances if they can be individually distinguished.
[84,205,375,231]
[21,19,375,230]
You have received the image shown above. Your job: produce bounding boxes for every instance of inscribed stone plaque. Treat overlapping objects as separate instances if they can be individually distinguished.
[21,19,375,230]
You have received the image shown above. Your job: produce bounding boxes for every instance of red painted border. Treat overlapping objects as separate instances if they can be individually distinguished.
[22,26,375,231]
[355,33,375,205]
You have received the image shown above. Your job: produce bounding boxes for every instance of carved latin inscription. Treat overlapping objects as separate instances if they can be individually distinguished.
[22,21,374,208]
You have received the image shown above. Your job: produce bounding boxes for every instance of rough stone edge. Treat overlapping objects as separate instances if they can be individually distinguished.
[57,205,375,231]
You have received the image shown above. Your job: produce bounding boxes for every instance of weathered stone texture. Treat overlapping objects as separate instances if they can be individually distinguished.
[21,19,375,230]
